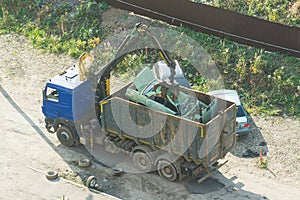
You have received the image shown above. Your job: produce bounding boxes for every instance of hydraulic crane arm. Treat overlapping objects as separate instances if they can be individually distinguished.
[95,23,178,100]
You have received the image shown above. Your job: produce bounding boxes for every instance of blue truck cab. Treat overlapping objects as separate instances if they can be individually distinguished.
[42,65,94,146]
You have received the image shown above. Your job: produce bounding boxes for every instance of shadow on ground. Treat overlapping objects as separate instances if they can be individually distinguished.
[232,114,269,158]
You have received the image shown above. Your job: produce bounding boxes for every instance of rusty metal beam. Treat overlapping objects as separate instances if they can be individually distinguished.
[102,0,300,58]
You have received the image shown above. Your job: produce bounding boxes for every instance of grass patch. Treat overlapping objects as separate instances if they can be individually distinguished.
[0,0,108,57]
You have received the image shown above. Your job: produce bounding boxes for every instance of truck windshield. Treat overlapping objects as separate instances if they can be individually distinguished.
[46,87,59,102]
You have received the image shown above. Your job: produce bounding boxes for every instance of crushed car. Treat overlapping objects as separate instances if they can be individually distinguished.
[207,89,251,134]
[125,60,218,123]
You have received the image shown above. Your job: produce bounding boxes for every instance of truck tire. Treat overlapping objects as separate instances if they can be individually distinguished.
[56,126,75,147]
[112,167,124,176]
[157,160,178,182]
[132,151,152,172]
[46,170,58,180]
[86,176,97,188]
[78,158,91,168]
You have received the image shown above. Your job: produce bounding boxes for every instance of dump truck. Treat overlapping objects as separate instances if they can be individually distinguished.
[42,24,236,182]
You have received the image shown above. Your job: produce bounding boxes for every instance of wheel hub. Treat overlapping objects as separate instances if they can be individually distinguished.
[164,166,172,175]
[90,179,96,187]
[139,157,147,166]
[61,131,69,142]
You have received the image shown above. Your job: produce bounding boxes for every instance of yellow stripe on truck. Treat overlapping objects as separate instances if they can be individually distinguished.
[106,78,110,96]
[100,101,108,113]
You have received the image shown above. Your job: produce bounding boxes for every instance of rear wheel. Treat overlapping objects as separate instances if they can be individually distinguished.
[56,126,75,147]
[157,160,178,182]
[132,151,152,172]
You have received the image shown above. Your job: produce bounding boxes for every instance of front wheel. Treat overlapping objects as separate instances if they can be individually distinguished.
[157,160,178,182]
[56,126,75,147]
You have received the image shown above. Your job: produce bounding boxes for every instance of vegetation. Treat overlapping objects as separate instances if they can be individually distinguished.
[0,0,108,56]
[192,0,300,27]
[0,0,299,117]
[258,158,267,169]
[176,26,300,117]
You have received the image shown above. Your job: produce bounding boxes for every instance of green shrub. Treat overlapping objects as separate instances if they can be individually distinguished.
[176,25,300,117]
[0,0,108,57]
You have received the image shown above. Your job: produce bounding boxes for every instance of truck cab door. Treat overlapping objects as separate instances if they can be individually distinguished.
[43,85,73,120]
[42,86,61,120]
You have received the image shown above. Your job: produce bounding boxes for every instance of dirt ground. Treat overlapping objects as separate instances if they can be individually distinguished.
[0,8,299,200]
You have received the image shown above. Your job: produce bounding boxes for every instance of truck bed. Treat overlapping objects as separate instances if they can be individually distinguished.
[99,87,236,169]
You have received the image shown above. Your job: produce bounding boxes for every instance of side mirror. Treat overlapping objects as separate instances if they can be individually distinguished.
[42,88,48,102]
[239,94,245,99]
